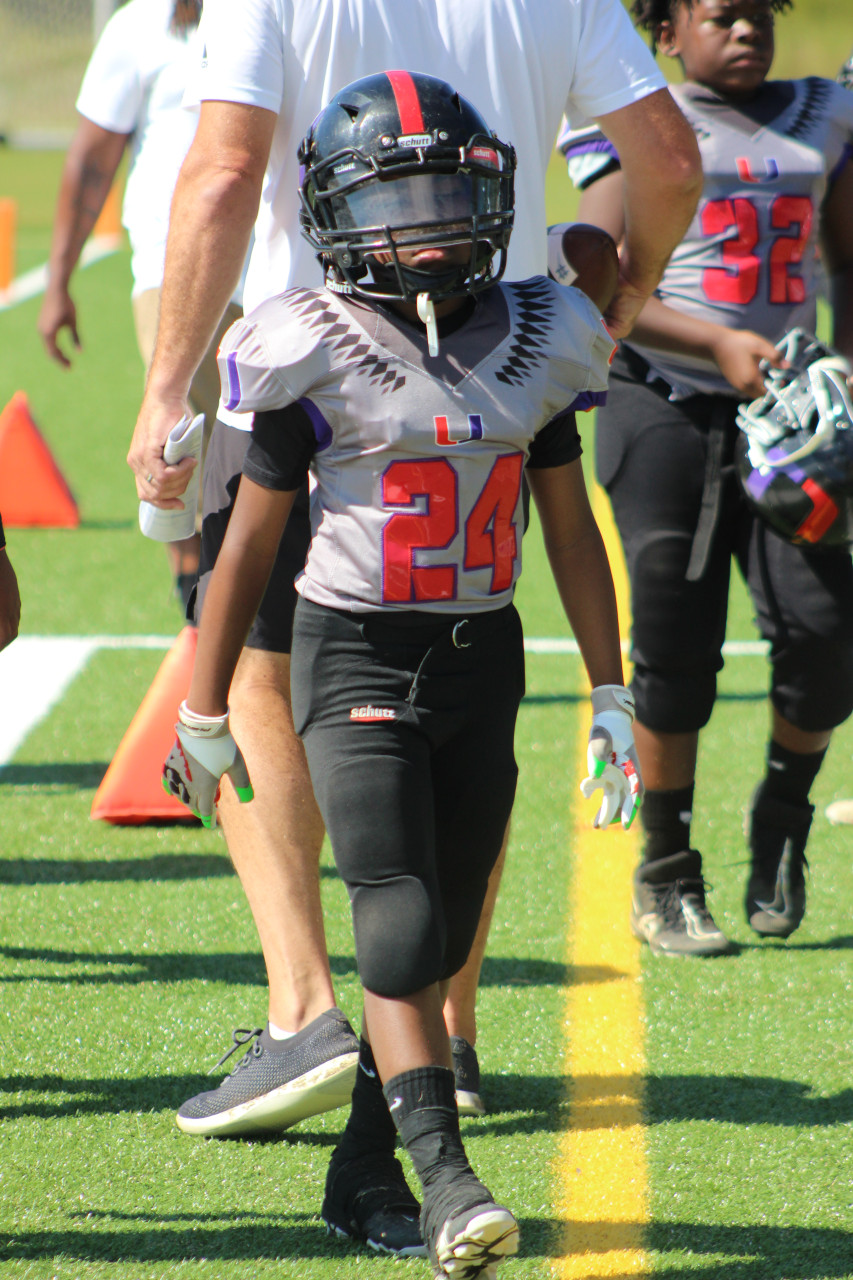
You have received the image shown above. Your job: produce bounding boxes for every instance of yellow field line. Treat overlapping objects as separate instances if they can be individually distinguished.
[552,484,647,1278]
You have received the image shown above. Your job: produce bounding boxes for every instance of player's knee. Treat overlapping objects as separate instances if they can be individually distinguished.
[633,664,717,733]
[352,877,445,997]
[440,917,484,984]
[772,637,853,731]
[631,532,713,661]
[629,531,722,729]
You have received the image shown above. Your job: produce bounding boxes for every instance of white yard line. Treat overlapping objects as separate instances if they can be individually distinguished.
[0,237,121,311]
[0,637,99,765]
[0,634,175,766]
[0,632,770,769]
[524,637,769,656]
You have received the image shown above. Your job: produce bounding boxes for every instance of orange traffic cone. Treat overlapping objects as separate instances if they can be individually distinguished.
[0,198,16,296]
[0,392,80,528]
[93,182,123,243]
[91,625,200,823]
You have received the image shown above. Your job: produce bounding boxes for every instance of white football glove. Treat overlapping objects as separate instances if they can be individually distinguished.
[579,684,644,830]
[162,701,253,828]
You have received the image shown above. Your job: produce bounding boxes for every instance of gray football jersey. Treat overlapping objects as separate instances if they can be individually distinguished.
[561,78,853,397]
[218,279,614,613]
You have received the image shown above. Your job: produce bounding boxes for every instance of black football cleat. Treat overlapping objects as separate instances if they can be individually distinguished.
[746,793,811,938]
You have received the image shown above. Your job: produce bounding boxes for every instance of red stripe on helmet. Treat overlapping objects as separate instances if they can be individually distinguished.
[386,70,425,134]
[796,477,839,543]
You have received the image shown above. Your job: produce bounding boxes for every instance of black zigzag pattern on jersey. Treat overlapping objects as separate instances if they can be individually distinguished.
[494,280,557,386]
[290,289,406,394]
[786,76,832,142]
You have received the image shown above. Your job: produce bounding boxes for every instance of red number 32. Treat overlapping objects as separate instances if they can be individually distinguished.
[700,194,813,306]
[381,454,524,603]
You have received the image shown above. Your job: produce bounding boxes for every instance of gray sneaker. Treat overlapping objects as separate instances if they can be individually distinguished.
[451,1036,486,1117]
[176,1007,359,1137]
[631,851,735,957]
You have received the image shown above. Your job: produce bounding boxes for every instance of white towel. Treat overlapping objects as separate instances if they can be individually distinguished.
[138,413,205,542]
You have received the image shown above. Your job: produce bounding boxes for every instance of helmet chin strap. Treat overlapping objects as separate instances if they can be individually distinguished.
[417,293,440,357]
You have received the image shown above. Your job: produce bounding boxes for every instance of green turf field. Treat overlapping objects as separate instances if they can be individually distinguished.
[2,8,852,1277]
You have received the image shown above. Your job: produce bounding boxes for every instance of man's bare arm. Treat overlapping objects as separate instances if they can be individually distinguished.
[38,117,128,367]
[128,100,276,507]
[595,87,702,339]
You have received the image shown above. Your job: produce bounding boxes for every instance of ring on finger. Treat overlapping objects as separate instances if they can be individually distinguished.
[145,473,154,483]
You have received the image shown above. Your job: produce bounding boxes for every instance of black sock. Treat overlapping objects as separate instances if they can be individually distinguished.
[756,740,825,810]
[640,785,695,864]
[334,1038,397,1162]
[382,1066,473,1191]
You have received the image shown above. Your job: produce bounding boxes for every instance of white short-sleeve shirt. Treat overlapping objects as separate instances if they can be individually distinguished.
[76,0,200,296]
[189,0,664,315]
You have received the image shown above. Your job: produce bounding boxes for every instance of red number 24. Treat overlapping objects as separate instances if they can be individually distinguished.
[381,454,524,604]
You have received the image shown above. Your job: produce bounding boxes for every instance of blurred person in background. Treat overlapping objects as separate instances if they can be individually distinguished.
[38,0,243,612]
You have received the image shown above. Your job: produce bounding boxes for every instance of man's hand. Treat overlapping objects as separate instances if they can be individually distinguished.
[602,271,651,340]
[163,700,254,827]
[128,393,198,507]
[38,285,81,368]
[0,547,21,652]
[580,684,644,830]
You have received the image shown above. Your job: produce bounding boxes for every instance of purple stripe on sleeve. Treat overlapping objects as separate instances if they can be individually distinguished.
[560,137,619,163]
[224,351,242,410]
[569,390,608,413]
[298,397,333,451]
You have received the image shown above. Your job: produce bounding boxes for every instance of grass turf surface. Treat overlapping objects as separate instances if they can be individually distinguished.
[3,255,851,1279]
[2,23,853,1272]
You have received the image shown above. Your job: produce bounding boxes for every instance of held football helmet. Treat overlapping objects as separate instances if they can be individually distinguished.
[298,70,515,306]
[736,329,853,548]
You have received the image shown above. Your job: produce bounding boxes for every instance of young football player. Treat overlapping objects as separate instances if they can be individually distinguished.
[560,0,853,953]
[163,71,641,1278]
[139,0,699,1151]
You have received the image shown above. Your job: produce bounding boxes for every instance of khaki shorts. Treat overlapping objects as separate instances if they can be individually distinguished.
[132,289,243,527]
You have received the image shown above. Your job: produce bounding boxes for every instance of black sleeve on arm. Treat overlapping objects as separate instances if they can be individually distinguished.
[526,410,582,469]
[0,511,5,550]
[243,402,318,491]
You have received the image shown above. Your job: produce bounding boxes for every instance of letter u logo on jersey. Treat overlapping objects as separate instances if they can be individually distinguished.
[736,157,780,184]
[434,414,484,446]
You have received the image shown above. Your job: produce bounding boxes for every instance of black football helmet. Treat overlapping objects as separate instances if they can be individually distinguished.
[298,70,515,304]
[736,329,853,548]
